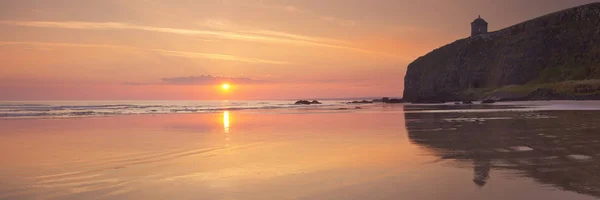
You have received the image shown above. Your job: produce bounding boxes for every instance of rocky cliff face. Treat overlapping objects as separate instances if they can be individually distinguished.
[403,3,600,102]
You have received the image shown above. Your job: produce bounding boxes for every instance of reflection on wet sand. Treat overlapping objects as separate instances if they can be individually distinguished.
[405,107,600,196]
[223,111,230,133]
[2,103,600,199]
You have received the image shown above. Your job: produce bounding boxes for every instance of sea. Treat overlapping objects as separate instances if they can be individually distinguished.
[0,100,341,119]
[1,100,600,119]
[2,100,600,199]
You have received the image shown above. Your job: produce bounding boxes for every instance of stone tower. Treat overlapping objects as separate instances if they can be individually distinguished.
[471,15,488,36]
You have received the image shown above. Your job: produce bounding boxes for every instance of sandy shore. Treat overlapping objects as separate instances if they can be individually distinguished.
[1,103,599,200]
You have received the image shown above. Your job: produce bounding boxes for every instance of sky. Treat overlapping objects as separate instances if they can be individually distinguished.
[0,0,597,100]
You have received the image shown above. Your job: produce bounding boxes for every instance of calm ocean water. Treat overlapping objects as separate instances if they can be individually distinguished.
[2,101,600,199]
[2,100,600,119]
[0,100,345,118]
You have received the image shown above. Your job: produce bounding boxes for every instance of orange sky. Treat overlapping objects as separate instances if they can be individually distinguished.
[0,0,596,100]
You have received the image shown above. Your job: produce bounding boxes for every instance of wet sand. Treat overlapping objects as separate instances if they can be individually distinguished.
[1,102,600,199]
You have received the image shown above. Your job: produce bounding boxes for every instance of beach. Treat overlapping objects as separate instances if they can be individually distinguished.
[1,101,600,200]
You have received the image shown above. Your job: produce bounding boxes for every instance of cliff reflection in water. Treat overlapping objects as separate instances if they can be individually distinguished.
[404,107,600,196]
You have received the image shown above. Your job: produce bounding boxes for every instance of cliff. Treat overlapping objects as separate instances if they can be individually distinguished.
[403,3,600,102]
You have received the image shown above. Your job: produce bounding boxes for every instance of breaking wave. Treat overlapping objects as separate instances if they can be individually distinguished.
[0,100,340,119]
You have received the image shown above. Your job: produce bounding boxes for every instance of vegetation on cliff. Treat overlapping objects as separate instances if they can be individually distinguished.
[403,3,600,102]
[478,79,600,101]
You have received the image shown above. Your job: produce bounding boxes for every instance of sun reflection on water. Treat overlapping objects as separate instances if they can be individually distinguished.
[223,111,230,133]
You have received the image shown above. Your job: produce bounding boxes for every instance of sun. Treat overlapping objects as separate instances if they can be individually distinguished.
[221,83,230,90]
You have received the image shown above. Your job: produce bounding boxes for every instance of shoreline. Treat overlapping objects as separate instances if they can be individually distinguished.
[2,101,600,199]
[3,100,600,120]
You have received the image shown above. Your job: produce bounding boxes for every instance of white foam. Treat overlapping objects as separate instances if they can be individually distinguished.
[0,100,343,119]
[566,155,592,161]
[495,148,511,153]
[510,146,534,152]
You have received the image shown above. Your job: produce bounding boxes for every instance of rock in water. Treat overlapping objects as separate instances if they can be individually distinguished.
[348,100,373,104]
[481,100,496,104]
[294,100,310,105]
[386,98,403,104]
[403,3,600,103]
[294,100,322,105]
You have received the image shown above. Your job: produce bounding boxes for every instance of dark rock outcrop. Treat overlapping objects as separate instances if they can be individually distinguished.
[385,98,403,104]
[348,100,373,104]
[481,100,496,104]
[367,97,404,104]
[403,3,600,102]
[375,97,404,104]
[294,100,322,105]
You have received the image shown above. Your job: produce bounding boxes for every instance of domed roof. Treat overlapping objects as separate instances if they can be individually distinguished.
[472,15,488,25]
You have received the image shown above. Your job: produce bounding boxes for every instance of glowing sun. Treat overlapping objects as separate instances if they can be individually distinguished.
[221,83,230,90]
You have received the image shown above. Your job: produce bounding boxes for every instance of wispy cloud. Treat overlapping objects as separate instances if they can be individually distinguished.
[125,75,267,85]
[197,18,350,45]
[241,29,351,45]
[0,41,289,65]
[0,20,379,55]
[251,3,358,28]
[154,48,289,65]
[200,19,235,30]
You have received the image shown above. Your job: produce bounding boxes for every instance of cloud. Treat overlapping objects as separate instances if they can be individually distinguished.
[196,18,353,48]
[200,19,234,30]
[0,41,289,65]
[152,48,289,65]
[125,75,268,85]
[0,20,377,55]
[258,3,357,28]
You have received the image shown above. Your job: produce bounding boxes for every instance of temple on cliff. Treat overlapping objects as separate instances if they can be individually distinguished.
[471,15,488,36]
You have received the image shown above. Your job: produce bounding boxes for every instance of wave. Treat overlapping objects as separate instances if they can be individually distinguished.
[0,101,339,119]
